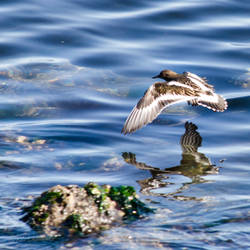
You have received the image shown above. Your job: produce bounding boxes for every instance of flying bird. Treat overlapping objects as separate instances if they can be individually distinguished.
[121,70,227,134]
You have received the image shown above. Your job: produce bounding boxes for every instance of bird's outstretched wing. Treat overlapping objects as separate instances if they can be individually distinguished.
[184,72,214,91]
[121,82,197,134]
[184,72,227,112]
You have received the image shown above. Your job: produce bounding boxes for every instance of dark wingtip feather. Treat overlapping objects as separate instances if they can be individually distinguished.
[121,126,129,135]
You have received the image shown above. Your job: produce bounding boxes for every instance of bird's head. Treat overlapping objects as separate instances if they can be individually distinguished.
[152,69,179,81]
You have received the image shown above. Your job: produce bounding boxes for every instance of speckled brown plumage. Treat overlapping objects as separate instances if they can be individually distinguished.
[122,70,227,134]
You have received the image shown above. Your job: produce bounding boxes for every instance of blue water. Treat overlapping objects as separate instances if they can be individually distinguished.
[0,0,250,249]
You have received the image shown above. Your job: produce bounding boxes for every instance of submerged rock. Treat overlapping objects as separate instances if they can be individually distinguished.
[0,58,128,95]
[235,68,250,88]
[22,182,152,237]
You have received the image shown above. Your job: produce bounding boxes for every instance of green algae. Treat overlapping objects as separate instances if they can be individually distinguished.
[22,183,153,236]
[31,191,62,211]
[84,182,111,212]
[64,214,83,231]
[22,191,62,223]
[109,185,153,219]
[36,212,49,223]
[84,182,153,219]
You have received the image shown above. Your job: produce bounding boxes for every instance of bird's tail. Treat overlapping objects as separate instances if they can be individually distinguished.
[197,93,228,112]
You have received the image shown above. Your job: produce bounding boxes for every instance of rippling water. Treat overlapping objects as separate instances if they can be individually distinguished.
[0,0,250,249]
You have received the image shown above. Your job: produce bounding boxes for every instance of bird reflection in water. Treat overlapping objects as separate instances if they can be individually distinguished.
[122,122,219,200]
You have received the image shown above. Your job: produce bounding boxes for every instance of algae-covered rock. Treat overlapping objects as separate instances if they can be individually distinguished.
[22,183,152,236]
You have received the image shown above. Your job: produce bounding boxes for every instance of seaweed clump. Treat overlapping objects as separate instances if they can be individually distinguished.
[85,182,152,220]
[22,182,152,236]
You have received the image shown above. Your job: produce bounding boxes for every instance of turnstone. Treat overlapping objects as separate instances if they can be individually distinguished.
[122,70,227,134]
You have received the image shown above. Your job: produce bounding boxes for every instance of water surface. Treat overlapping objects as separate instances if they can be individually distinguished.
[0,0,250,249]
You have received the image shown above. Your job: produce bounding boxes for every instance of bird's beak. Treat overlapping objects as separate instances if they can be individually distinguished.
[152,74,160,79]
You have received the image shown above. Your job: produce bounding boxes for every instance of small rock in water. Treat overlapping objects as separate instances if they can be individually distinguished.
[22,182,152,237]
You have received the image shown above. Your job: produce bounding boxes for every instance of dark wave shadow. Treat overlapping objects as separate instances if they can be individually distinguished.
[122,122,219,201]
